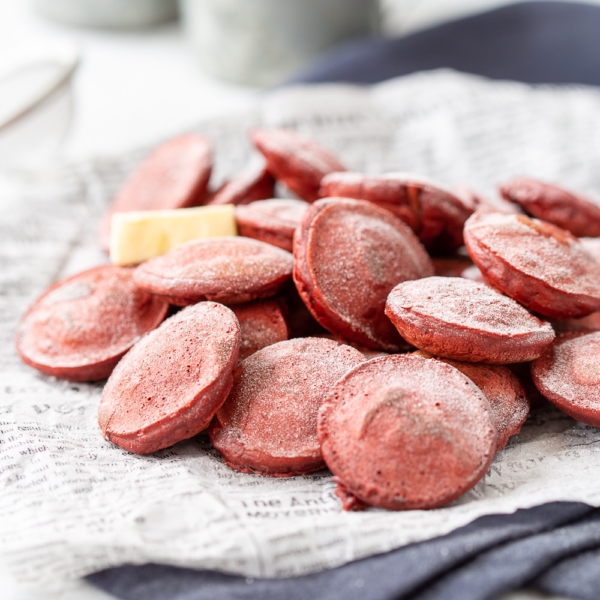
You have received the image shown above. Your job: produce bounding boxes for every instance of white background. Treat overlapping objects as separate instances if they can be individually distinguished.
[1,0,587,161]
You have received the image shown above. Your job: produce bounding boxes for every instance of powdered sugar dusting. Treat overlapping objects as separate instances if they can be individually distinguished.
[534,332,600,409]
[319,172,471,251]
[235,199,309,251]
[467,212,600,296]
[252,129,345,201]
[231,299,288,360]
[17,266,167,369]
[134,236,293,301]
[207,162,274,207]
[304,199,433,349]
[439,359,529,450]
[101,134,211,249]
[44,281,92,304]
[237,198,309,228]
[499,178,600,237]
[99,302,240,436]
[389,276,549,337]
[319,355,495,509]
[253,129,345,176]
[214,338,364,461]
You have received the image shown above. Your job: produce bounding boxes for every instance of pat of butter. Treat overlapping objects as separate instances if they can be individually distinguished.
[110,205,237,266]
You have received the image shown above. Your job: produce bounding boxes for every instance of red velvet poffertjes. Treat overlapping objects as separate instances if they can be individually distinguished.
[442,361,529,450]
[99,302,240,455]
[230,299,289,361]
[320,171,473,253]
[499,177,600,238]
[16,265,168,382]
[209,337,365,477]
[206,162,274,206]
[100,133,212,251]
[531,331,600,427]
[251,128,345,202]
[318,354,496,511]
[464,212,600,318]
[235,198,309,252]
[385,276,555,363]
[293,198,434,352]
[415,352,530,450]
[133,236,293,306]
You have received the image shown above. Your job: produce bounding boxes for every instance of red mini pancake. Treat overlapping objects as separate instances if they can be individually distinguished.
[99,302,240,454]
[133,236,294,306]
[417,353,529,449]
[319,172,473,253]
[235,198,309,251]
[531,331,600,427]
[445,362,529,450]
[100,134,212,251]
[432,256,474,278]
[464,212,600,318]
[318,354,496,511]
[500,178,600,238]
[386,276,555,363]
[316,332,394,358]
[209,337,364,477]
[16,265,168,382]
[454,184,521,215]
[206,163,275,206]
[251,129,345,202]
[294,198,434,352]
[230,299,288,360]
[552,312,600,333]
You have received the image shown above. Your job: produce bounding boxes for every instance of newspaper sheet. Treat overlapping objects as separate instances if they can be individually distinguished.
[2,70,600,587]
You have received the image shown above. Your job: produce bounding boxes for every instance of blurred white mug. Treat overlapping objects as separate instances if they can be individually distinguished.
[180,0,380,86]
[34,0,178,28]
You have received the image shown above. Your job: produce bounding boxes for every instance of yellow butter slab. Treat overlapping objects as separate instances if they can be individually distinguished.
[110,204,237,266]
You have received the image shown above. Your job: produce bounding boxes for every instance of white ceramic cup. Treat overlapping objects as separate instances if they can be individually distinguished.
[34,0,178,29]
[180,0,380,86]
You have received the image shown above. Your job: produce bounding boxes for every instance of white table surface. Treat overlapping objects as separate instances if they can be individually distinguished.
[0,0,582,598]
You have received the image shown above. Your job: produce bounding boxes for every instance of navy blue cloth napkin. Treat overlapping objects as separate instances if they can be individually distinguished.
[89,3,600,599]
[89,502,600,600]
[289,1,600,86]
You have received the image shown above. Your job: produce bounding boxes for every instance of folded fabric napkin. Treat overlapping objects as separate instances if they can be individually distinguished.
[289,0,600,86]
[89,502,600,600]
[89,3,600,599]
